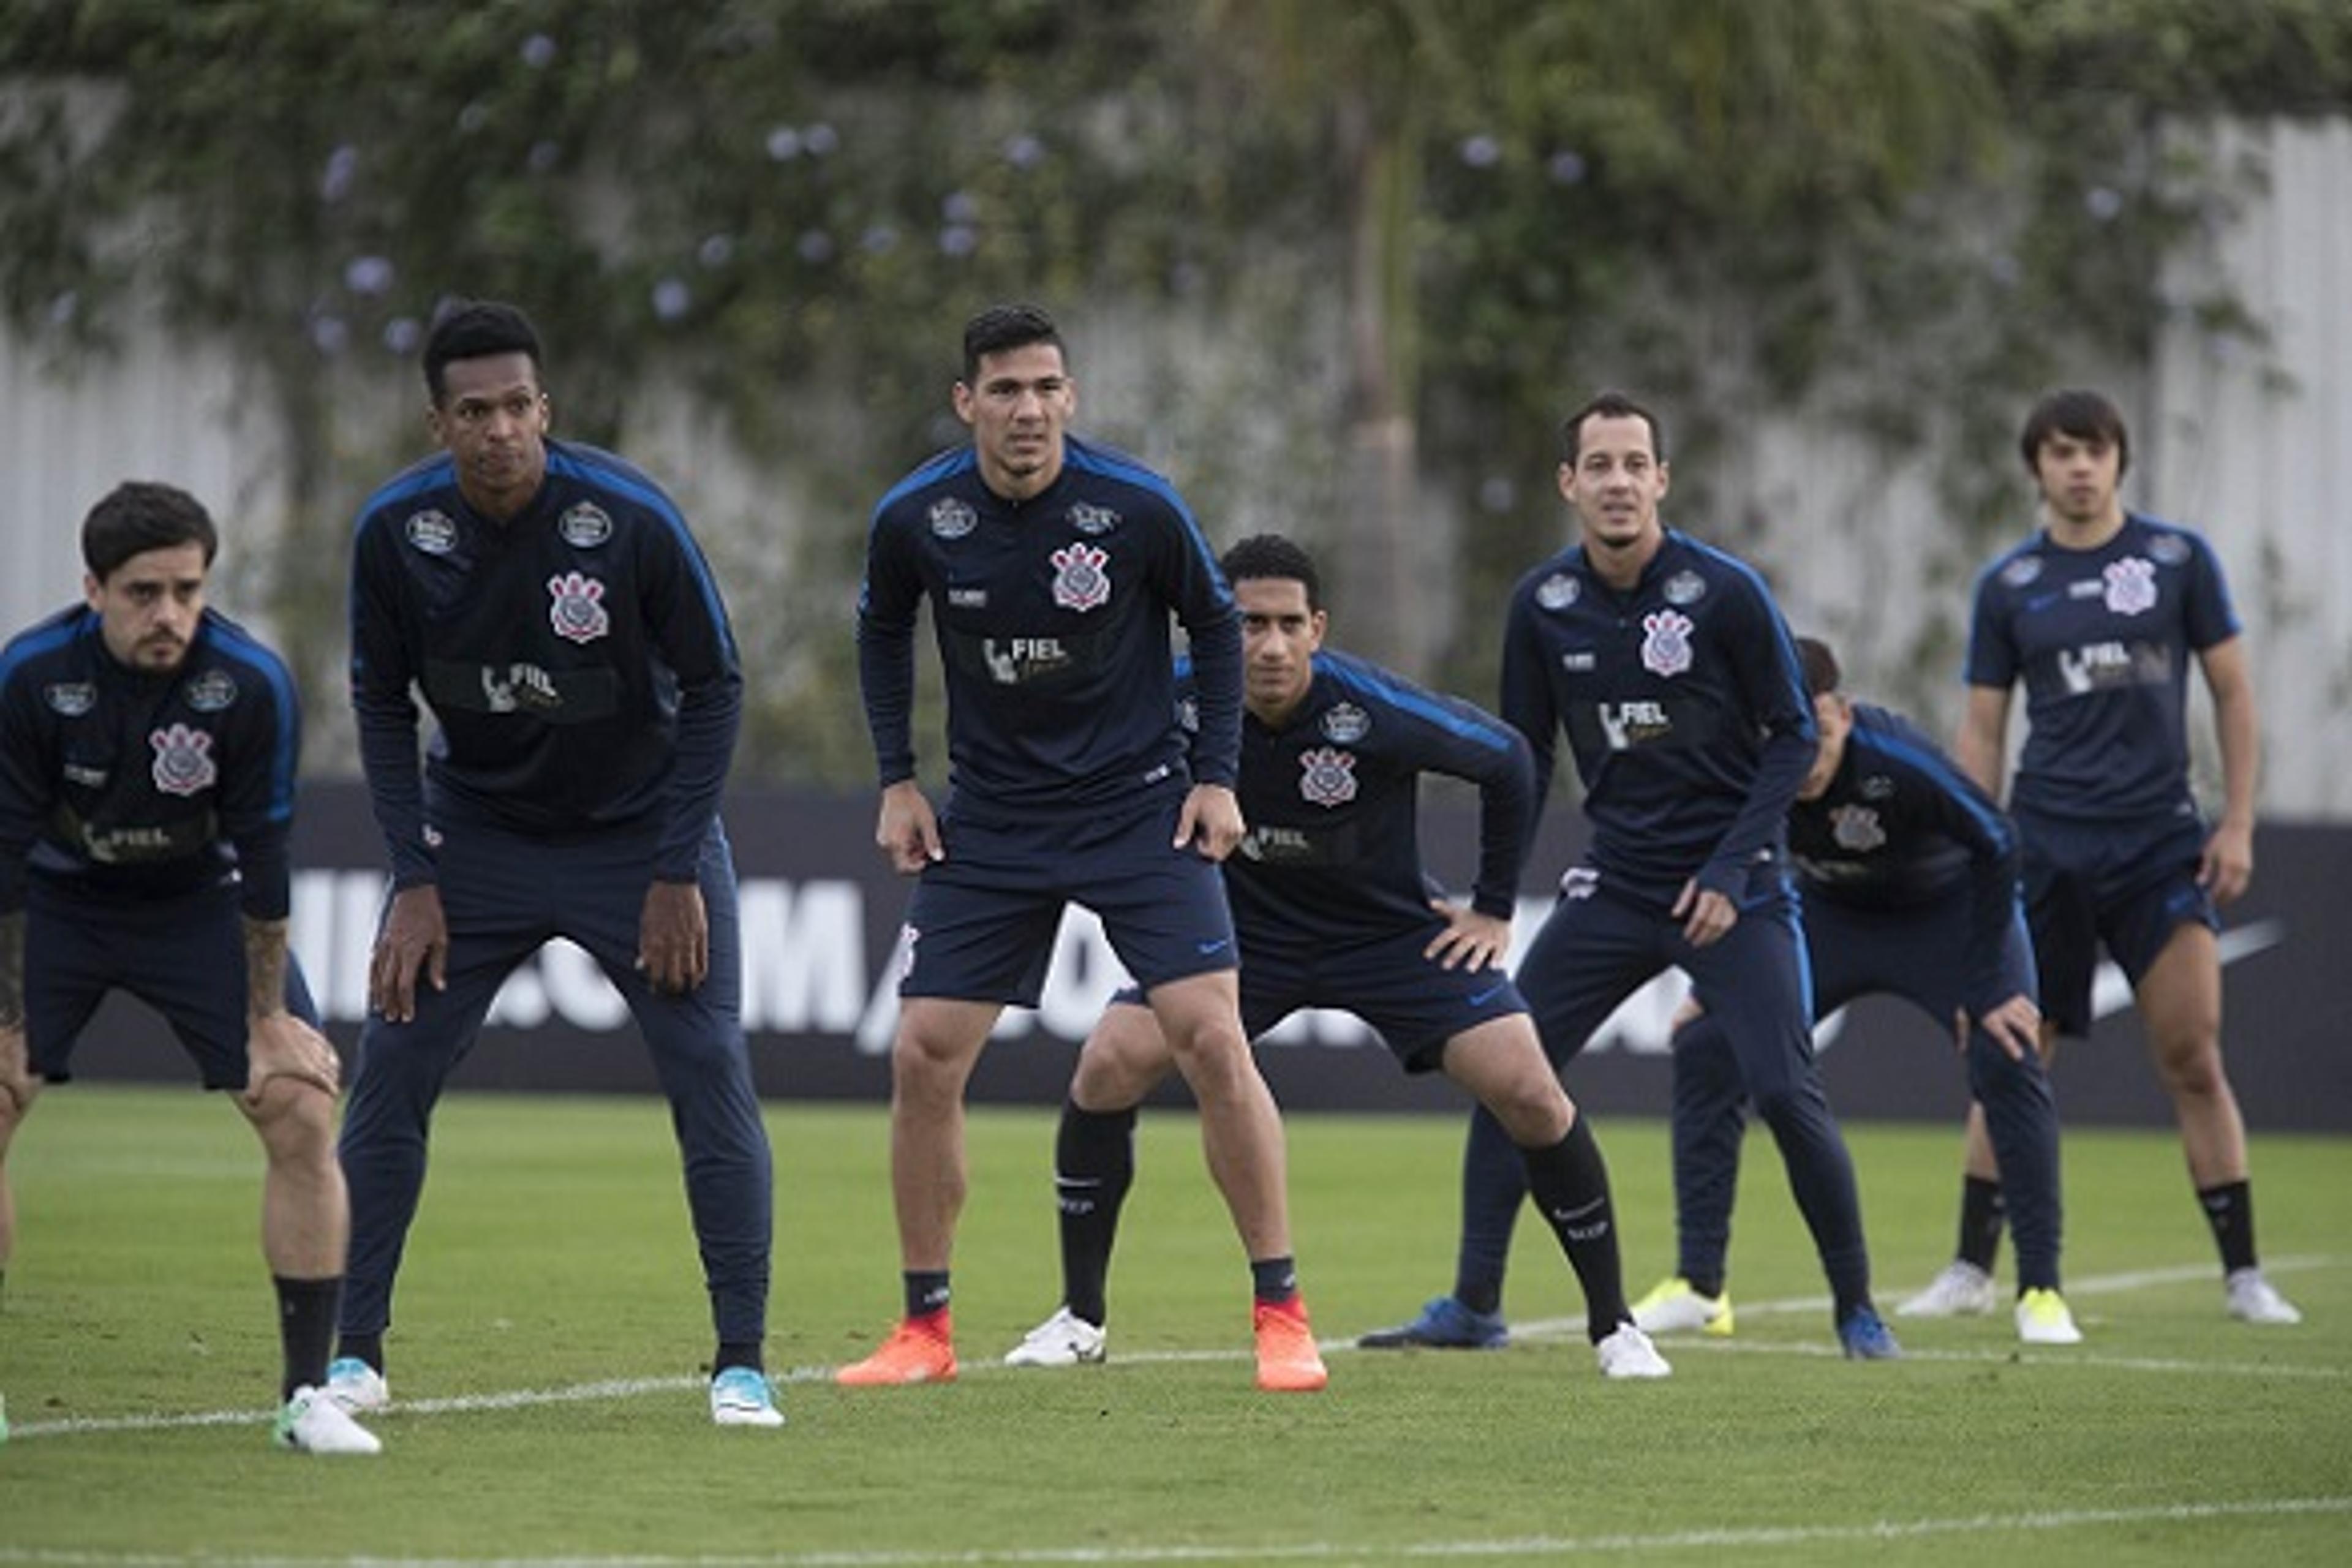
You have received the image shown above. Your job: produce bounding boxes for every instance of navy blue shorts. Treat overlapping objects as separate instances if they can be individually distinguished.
[899,791,1238,1005]
[2017,810,2217,1038]
[1803,894,2038,1025]
[1112,918,1527,1072]
[24,876,320,1090]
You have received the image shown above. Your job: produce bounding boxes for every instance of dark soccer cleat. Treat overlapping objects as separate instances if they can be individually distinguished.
[1357,1295,1509,1350]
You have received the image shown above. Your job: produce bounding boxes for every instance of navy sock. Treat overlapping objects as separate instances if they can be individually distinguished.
[1250,1255,1298,1306]
[1522,1116,1629,1342]
[2198,1180,2259,1275]
[1055,1101,1137,1327]
[1957,1175,2007,1273]
[903,1270,951,1322]
[276,1275,342,1401]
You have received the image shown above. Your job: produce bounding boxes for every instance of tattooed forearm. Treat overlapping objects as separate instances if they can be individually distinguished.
[0,910,24,1029]
[243,916,290,1020]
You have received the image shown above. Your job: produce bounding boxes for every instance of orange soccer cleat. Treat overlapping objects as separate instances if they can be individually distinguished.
[837,1313,959,1386]
[1252,1297,1329,1393]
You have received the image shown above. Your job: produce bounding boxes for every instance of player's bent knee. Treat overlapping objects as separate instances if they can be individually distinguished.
[239,1071,337,1148]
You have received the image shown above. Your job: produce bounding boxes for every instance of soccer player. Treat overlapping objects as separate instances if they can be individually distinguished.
[1002,534,1669,1381]
[1632,635,2079,1347]
[1908,387,2300,1326]
[0,481,379,1454]
[1364,391,1902,1359]
[848,304,1325,1393]
[330,300,782,1427]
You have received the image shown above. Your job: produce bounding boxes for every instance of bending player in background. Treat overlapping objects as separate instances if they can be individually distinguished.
[1633,635,2078,1348]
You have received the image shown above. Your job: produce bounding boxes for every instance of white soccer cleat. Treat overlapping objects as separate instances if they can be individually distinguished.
[274,1386,383,1455]
[323,1355,390,1412]
[2015,1288,2085,1345]
[2225,1268,2304,1325]
[1004,1306,1107,1368]
[1897,1261,1998,1318]
[1630,1276,1734,1337]
[709,1365,785,1427]
[1594,1321,1672,1379]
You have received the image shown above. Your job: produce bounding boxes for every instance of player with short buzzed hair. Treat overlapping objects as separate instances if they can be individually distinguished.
[331,299,780,1427]
[0,480,377,1454]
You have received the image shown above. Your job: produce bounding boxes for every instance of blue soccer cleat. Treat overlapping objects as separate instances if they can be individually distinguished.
[1837,1305,1903,1360]
[1357,1295,1509,1350]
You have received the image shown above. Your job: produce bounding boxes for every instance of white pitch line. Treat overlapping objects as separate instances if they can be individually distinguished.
[0,1496,2347,1566]
[5,1254,2337,1441]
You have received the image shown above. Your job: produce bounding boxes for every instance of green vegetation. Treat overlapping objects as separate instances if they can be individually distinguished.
[3,1088,2347,1562]
[4,2,2352,774]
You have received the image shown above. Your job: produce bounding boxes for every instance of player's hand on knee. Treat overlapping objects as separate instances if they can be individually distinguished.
[369,884,449,1022]
[1424,901,1510,972]
[1961,994,2041,1062]
[241,1012,341,1108]
[637,879,709,994]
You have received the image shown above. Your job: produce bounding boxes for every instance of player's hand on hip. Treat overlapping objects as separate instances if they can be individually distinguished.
[1425,900,1511,972]
[1961,993,2042,1062]
[2198,818,2254,905]
[876,780,944,874]
[1176,783,1244,861]
[243,1011,341,1104]
[1672,879,1738,948]
[0,1023,42,1115]
[369,884,449,1023]
[638,879,709,995]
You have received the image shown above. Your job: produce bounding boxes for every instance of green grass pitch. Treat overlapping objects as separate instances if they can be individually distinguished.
[2,1086,2347,1565]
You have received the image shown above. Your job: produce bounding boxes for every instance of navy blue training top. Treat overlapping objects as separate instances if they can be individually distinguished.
[1498,528,1817,905]
[347,439,742,889]
[1789,703,2024,1012]
[856,434,1241,815]
[1179,646,1534,944]
[1,606,300,921]
[1965,513,2238,826]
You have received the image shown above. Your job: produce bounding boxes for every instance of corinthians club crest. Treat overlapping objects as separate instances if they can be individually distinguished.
[150,723,217,797]
[548,571,610,644]
[1049,542,1111,612]
[1639,609,1694,677]
[1298,745,1358,808]
[2102,557,2157,616]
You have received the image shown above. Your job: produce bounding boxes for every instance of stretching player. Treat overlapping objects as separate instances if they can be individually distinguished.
[1003,534,1667,1381]
[848,304,1324,1393]
[331,301,780,1426]
[1633,635,2078,1347]
[0,481,376,1453]
[1364,391,1900,1360]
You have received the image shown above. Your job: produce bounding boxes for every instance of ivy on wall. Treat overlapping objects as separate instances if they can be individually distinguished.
[2,0,2345,783]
